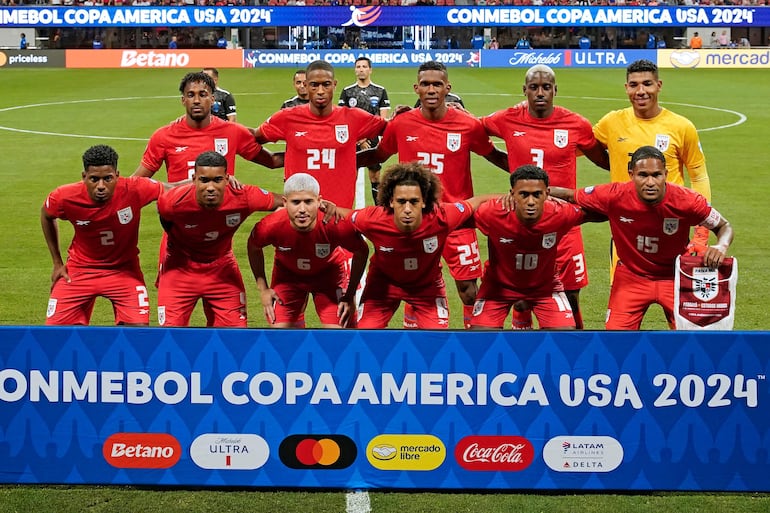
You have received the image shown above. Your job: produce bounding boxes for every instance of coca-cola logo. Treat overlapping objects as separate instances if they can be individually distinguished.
[455,436,534,471]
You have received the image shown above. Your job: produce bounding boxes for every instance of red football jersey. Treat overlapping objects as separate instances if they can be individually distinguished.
[349,201,473,289]
[475,199,585,296]
[43,177,163,270]
[483,104,596,188]
[248,210,365,276]
[141,117,263,182]
[258,105,386,208]
[575,182,717,279]
[378,108,496,202]
[158,184,275,263]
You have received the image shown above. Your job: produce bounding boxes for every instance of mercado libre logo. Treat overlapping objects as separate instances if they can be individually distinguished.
[103,433,181,469]
[455,435,535,472]
[279,435,357,469]
[367,434,446,471]
[341,6,382,27]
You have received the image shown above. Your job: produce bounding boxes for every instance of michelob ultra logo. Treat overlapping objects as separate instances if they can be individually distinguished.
[279,434,357,469]
[189,433,269,470]
[367,435,445,471]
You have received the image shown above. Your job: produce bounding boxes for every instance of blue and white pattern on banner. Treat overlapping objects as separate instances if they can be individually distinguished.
[0,6,766,28]
[0,327,768,491]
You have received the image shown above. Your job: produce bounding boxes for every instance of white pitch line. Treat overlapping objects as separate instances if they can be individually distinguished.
[346,490,371,513]
[0,94,747,140]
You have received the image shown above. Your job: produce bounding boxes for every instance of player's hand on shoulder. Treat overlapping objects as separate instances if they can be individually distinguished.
[227,175,244,190]
[390,104,412,120]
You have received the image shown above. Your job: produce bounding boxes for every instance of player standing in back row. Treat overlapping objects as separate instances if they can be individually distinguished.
[482,64,609,329]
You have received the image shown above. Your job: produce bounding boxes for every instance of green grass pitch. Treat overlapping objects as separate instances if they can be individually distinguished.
[0,66,767,329]
[0,66,769,510]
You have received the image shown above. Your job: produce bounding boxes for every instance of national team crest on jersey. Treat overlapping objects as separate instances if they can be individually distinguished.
[117,206,133,225]
[226,213,241,227]
[553,129,568,149]
[157,306,166,326]
[663,218,679,235]
[215,138,229,156]
[423,236,439,253]
[315,244,330,258]
[446,133,461,152]
[542,232,557,249]
[46,298,57,318]
[692,266,719,301]
[655,134,670,152]
[335,125,349,144]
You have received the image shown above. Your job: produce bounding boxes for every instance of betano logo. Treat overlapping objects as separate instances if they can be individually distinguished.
[367,435,445,471]
[279,434,357,469]
[542,436,623,472]
[455,435,534,471]
[121,50,190,68]
[103,433,181,469]
[189,433,269,470]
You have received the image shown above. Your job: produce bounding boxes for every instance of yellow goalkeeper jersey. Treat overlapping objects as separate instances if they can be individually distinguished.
[593,106,711,201]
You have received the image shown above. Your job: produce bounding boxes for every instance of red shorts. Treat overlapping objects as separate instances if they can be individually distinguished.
[556,227,588,291]
[46,267,149,325]
[157,254,247,327]
[442,228,482,281]
[606,263,675,330]
[358,274,448,329]
[470,292,574,329]
[271,264,348,326]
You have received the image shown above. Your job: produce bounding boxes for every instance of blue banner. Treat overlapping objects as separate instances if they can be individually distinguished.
[0,327,768,491]
[479,49,659,69]
[243,49,478,68]
[1,6,767,28]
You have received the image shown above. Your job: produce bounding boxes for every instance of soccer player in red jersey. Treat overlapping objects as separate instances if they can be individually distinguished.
[42,145,167,325]
[134,71,282,182]
[156,151,283,327]
[359,61,509,329]
[344,162,495,329]
[550,145,733,330]
[482,64,609,329]
[253,60,387,210]
[247,173,369,328]
[471,165,599,330]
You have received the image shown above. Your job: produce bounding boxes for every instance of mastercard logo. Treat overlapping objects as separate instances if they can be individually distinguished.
[279,434,357,469]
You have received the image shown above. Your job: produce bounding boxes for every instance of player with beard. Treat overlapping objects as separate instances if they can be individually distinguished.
[247,173,368,328]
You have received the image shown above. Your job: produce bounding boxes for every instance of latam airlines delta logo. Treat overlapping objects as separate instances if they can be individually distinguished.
[542,436,623,472]
[103,433,181,469]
